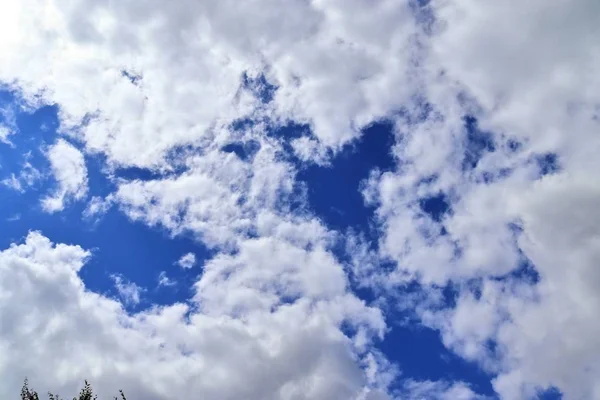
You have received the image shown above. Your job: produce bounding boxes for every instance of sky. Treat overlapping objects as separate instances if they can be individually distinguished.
[0,1,598,399]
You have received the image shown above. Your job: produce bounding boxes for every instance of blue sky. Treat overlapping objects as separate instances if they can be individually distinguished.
[0,1,597,399]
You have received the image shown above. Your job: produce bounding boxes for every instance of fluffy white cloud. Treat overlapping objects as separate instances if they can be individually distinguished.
[0,0,420,168]
[0,231,391,400]
[356,1,600,398]
[0,0,598,398]
[175,252,196,269]
[42,139,88,212]
[493,173,600,399]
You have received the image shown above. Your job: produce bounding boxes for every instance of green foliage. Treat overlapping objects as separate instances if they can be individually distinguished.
[21,379,127,400]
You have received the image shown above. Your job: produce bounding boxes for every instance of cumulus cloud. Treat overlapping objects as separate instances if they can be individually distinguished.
[0,232,392,400]
[0,124,11,144]
[0,0,422,168]
[175,252,196,269]
[0,0,597,398]
[41,139,88,212]
[354,0,600,398]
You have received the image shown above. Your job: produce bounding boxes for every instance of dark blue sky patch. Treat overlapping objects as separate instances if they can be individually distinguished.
[409,0,435,35]
[230,117,255,133]
[493,252,540,285]
[412,99,435,123]
[163,143,205,172]
[266,120,310,142]
[339,272,494,396]
[221,139,261,161]
[241,71,278,104]
[416,174,439,187]
[395,96,434,127]
[87,151,174,187]
[441,282,460,309]
[464,278,484,301]
[419,192,451,222]
[230,117,310,159]
[462,116,495,170]
[221,143,246,159]
[121,69,142,85]
[265,121,313,159]
[507,138,522,153]
[379,322,495,396]
[536,387,563,400]
[297,120,396,234]
[112,165,162,181]
[536,153,560,176]
[276,179,309,217]
[84,153,164,200]
[478,167,513,184]
[371,280,494,396]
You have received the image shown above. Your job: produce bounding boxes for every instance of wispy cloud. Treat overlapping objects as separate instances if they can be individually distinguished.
[111,274,144,306]
[175,253,196,269]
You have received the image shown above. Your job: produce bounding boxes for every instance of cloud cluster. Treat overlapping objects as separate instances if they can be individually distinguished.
[0,232,391,400]
[0,0,598,399]
[0,0,419,168]
[357,0,600,398]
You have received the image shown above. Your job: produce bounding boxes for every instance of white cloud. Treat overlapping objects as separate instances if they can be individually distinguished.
[83,195,114,220]
[0,0,598,398]
[291,136,331,166]
[176,253,196,269]
[0,232,393,400]
[2,152,42,192]
[0,0,420,167]
[492,173,600,399]
[157,271,176,288]
[0,124,13,144]
[354,1,600,398]
[401,380,484,400]
[194,237,352,318]
[111,274,144,306]
[0,101,17,145]
[41,139,88,212]
[6,214,21,222]
[1,173,22,191]
[115,140,297,248]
